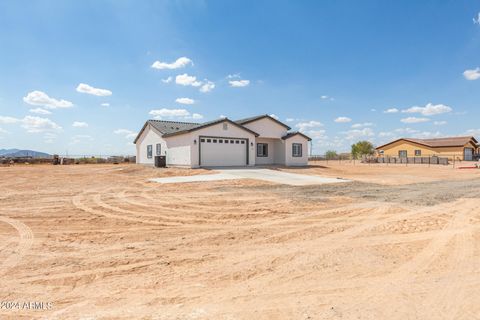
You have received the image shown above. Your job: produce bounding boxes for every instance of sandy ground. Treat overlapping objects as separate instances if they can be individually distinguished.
[1,163,480,319]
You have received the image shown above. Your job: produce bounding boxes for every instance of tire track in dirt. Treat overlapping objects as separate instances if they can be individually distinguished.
[0,214,34,275]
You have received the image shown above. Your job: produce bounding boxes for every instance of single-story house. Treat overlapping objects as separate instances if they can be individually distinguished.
[134,114,311,168]
[375,136,479,161]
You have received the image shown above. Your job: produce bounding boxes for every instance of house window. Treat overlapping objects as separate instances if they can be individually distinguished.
[201,138,205,142]
[156,143,161,156]
[415,150,421,156]
[219,139,223,143]
[207,139,211,143]
[147,145,152,159]
[235,140,240,144]
[257,143,268,157]
[398,150,407,158]
[224,140,229,143]
[223,123,228,130]
[292,143,302,157]
[230,140,234,144]
[213,139,217,143]
[241,140,245,144]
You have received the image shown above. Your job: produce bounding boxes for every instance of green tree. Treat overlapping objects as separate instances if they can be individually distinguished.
[351,141,375,159]
[325,150,338,160]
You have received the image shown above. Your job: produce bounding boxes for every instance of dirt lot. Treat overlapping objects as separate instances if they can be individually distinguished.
[1,163,480,319]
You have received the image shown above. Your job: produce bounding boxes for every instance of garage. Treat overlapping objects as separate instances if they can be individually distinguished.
[200,136,248,167]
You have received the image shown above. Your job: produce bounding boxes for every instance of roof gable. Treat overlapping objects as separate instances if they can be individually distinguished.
[282,131,312,141]
[236,114,291,130]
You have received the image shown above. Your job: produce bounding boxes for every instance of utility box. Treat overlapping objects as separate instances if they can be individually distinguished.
[154,156,166,168]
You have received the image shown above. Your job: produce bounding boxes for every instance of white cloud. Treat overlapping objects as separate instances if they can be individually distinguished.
[175,74,202,87]
[321,95,334,101]
[151,57,193,70]
[161,76,173,83]
[114,129,138,139]
[343,128,374,140]
[29,108,51,115]
[0,116,20,124]
[76,83,112,97]
[175,97,195,105]
[378,131,394,138]
[285,118,295,122]
[401,103,452,116]
[43,133,57,143]
[229,79,250,87]
[384,108,399,113]
[100,103,110,107]
[395,127,419,134]
[72,121,88,128]
[149,108,190,118]
[227,73,241,79]
[400,117,430,123]
[23,90,73,109]
[466,128,480,136]
[334,116,352,123]
[412,131,443,139]
[473,13,480,25]
[433,121,447,126]
[199,80,215,93]
[370,108,377,112]
[269,114,279,120]
[463,68,480,80]
[21,116,62,133]
[296,120,323,132]
[0,127,8,134]
[191,113,203,119]
[351,122,373,128]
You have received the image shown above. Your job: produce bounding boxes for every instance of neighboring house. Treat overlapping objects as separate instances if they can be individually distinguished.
[375,136,479,161]
[134,114,311,168]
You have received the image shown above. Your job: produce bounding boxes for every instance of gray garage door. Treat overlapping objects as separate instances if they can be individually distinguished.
[200,137,248,167]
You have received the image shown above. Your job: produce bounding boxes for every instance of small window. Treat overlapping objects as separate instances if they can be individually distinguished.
[241,140,245,144]
[213,139,217,143]
[257,143,268,157]
[200,138,205,142]
[207,139,211,143]
[223,123,228,130]
[219,139,223,143]
[415,150,421,156]
[235,140,240,144]
[398,150,407,158]
[147,145,153,159]
[224,140,229,144]
[230,140,234,144]
[292,143,302,157]
[156,143,161,156]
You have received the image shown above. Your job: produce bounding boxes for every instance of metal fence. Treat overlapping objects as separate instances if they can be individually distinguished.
[308,154,478,169]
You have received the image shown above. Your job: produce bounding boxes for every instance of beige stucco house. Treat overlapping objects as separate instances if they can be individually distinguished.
[134,115,311,168]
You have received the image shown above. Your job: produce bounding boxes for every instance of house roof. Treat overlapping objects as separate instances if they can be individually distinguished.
[162,117,259,137]
[282,131,312,141]
[375,136,478,150]
[133,120,200,143]
[235,114,291,130]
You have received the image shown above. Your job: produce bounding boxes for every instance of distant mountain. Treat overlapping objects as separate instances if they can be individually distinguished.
[0,149,51,158]
[0,148,20,156]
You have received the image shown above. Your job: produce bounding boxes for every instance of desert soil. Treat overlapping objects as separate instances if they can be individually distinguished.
[1,163,480,319]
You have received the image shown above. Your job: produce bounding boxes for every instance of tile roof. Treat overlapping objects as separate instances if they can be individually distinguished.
[148,119,200,135]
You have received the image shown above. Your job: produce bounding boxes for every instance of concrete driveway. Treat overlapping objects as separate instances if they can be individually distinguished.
[150,168,348,186]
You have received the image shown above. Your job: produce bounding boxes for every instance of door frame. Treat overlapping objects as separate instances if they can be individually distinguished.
[198,135,249,166]
[464,147,474,161]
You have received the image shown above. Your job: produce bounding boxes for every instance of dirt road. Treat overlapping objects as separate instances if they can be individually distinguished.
[1,164,479,319]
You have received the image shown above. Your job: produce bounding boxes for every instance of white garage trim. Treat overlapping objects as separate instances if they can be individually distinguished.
[199,135,250,167]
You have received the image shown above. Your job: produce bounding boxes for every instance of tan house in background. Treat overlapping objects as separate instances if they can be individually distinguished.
[375,136,479,161]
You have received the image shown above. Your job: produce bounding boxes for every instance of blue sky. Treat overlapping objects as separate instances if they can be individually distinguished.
[1,0,480,155]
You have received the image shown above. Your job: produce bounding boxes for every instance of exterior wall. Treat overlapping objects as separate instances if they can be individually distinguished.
[188,120,257,168]
[255,138,276,165]
[241,118,288,139]
[136,125,165,165]
[378,140,478,160]
[284,135,309,166]
[164,133,192,167]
